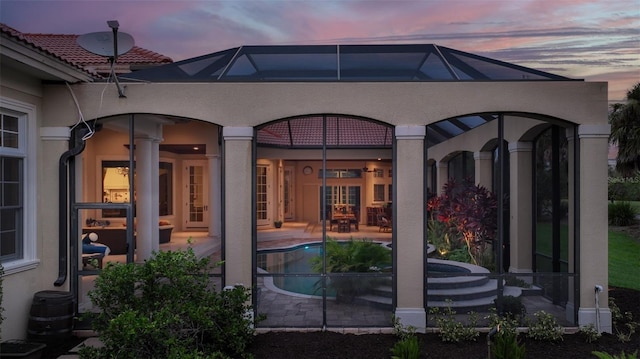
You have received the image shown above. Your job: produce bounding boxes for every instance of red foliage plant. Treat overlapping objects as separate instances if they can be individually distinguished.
[427,178,498,264]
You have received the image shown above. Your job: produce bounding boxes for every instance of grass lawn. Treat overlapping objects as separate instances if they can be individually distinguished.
[609,230,640,290]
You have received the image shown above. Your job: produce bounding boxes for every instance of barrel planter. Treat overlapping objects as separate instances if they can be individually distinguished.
[27,290,74,342]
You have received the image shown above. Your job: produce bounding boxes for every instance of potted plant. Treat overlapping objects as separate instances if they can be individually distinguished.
[274,220,283,228]
[0,264,47,358]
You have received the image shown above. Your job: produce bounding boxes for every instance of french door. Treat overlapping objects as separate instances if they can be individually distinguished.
[183,160,209,228]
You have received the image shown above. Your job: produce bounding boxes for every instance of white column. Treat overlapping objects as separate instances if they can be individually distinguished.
[223,127,253,287]
[577,124,612,333]
[508,142,533,274]
[394,125,427,332]
[474,151,493,189]
[207,154,222,237]
[135,135,160,261]
[436,161,448,195]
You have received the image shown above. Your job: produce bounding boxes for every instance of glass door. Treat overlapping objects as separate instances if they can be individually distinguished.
[256,164,272,226]
[184,160,208,228]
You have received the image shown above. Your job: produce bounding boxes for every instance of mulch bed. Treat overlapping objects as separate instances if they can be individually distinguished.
[41,287,638,358]
[250,287,639,359]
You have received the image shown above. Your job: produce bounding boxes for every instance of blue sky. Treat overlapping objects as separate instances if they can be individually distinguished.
[1,0,638,101]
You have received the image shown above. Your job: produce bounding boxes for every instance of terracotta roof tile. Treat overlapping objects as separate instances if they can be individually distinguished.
[1,23,172,78]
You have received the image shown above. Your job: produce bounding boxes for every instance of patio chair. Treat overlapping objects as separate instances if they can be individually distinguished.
[377,214,391,232]
[327,205,339,231]
[350,208,359,231]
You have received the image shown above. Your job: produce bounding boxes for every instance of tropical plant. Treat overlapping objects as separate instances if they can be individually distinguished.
[426,178,498,266]
[310,238,391,302]
[592,350,638,359]
[81,248,255,359]
[609,82,640,177]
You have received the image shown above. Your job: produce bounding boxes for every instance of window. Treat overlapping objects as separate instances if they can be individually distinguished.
[373,168,384,178]
[388,184,393,202]
[101,160,173,218]
[373,184,385,202]
[0,100,34,268]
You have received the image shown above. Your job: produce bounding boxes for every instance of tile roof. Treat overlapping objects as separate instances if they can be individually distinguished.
[1,23,172,78]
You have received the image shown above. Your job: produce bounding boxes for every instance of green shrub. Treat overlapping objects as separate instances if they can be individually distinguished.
[390,336,420,359]
[525,310,564,342]
[429,301,479,343]
[491,330,526,359]
[592,350,638,359]
[83,248,255,359]
[390,316,421,359]
[579,323,601,343]
[610,297,639,343]
[493,296,526,323]
[608,202,639,226]
[609,175,640,201]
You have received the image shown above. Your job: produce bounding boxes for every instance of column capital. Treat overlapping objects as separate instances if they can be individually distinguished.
[40,127,70,141]
[508,142,533,153]
[223,126,253,140]
[474,151,492,160]
[578,124,610,139]
[395,125,425,140]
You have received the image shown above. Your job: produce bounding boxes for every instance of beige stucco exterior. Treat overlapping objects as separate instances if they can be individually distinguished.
[1,65,612,338]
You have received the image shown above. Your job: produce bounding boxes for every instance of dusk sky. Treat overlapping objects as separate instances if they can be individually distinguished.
[1,0,638,101]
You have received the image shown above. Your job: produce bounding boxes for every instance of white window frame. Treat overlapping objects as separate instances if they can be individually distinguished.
[1,97,38,274]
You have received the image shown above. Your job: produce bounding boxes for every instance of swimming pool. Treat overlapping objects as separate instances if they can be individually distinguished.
[257,242,329,296]
[257,242,487,297]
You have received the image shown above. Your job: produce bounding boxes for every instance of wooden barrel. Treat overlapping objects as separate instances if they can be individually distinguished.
[27,290,74,342]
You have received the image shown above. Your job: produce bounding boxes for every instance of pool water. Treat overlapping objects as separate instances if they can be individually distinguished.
[258,243,331,296]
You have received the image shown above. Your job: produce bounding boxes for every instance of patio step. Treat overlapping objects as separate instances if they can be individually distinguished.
[427,279,500,301]
[370,285,392,298]
[427,275,489,290]
[427,286,523,312]
[359,283,523,312]
[355,293,393,309]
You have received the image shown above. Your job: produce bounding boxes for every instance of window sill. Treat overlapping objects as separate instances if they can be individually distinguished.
[2,259,40,275]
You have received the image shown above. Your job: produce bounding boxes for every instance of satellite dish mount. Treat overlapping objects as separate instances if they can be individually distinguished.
[77,20,134,98]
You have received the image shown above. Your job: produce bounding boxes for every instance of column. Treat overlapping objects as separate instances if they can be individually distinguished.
[394,125,427,332]
[135,135,160,261]
[577,124,612,332]
[207,154,222,238]
[436,161,448,195]
[223,127,253,287]
[474,151,492,189]
[508,142,533,275]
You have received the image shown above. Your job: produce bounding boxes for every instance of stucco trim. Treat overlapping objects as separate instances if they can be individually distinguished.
[508,142,533,152]
[578,124,610,138]
[40,126,71,141]
[395,125,425,140]
[223,126,253,140]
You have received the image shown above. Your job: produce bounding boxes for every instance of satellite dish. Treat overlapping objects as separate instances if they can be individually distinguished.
[77,31,134,57]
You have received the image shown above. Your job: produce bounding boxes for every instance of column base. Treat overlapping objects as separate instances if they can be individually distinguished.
[394,308,426,333]
[578,307,612,333]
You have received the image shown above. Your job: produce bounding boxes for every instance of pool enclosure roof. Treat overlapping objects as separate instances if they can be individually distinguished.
[121,44,577,149]
[122,44,572,82]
